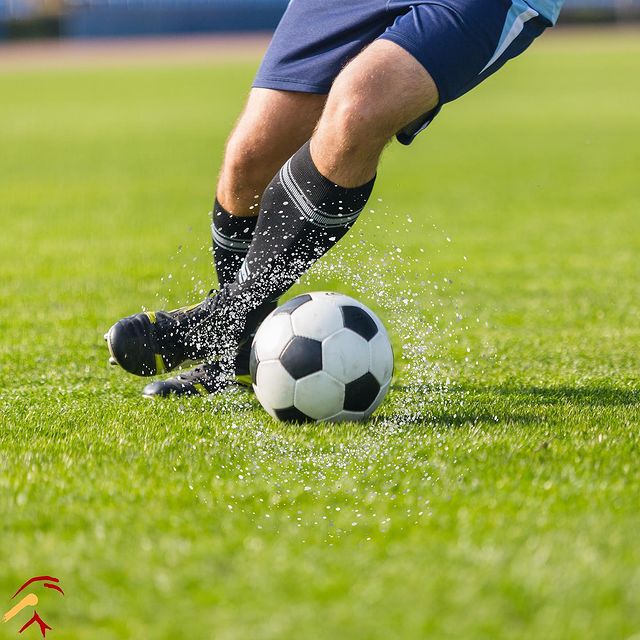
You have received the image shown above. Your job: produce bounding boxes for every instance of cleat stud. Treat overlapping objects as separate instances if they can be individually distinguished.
[109,357,117,366]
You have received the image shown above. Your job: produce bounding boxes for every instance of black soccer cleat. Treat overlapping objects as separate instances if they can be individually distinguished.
[105,301,212,376]
[105,291,275,377]
[142,362,229,397]
[141,343,254,398]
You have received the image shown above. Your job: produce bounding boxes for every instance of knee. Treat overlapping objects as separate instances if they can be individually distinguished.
[218,132,274,215]
[222,130,265,188]
[322,79,391,147]
[318,41,440,151]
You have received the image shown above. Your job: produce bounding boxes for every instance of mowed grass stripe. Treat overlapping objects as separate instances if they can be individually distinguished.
[0,31,639,639]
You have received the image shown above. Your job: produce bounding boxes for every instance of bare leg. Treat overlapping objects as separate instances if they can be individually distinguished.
[217,88,326,217]
[311,39,439,187]
[105,43,441,384]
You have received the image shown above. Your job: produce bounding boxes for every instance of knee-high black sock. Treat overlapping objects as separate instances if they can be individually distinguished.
[211,199,258,287]
[211,200,259,374]
[228,141,375,332]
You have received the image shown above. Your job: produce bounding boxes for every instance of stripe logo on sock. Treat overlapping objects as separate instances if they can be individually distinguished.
[212,225,253,253]
[238,260,251,284]
[280,160,363,229]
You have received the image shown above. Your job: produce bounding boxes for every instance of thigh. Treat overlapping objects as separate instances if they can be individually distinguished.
[382,0,552,143]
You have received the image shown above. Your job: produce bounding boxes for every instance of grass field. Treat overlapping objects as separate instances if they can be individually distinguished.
[1,29,639,639]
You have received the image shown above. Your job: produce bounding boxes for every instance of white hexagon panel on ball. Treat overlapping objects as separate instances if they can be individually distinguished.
[253,313,295,362]
[322,329,370,384]
[369,331,394,386]
[253,360,296,419]
[294,371,345,421]
[290,296,344,340]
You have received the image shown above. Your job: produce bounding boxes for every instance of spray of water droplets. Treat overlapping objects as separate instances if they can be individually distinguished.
[157,204,482,426]
[148,205,493,541]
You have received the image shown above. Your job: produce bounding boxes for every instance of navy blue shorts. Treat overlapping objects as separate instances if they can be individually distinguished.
[254,0,551,144]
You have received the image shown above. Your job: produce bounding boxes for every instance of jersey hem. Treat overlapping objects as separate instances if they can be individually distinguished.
[252,76,331,94]
[377,31,446,103]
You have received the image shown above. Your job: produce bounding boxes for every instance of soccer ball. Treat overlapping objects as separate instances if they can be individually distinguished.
[250,292,393,423]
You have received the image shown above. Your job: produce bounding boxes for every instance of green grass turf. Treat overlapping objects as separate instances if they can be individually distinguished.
[1,29,639,639]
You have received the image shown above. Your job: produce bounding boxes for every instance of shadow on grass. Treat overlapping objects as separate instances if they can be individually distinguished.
[157,381,638,432]
[484,384,639,407]
[387,382,639,428]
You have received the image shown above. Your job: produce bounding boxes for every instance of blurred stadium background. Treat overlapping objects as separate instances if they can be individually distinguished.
[0,0,638,41]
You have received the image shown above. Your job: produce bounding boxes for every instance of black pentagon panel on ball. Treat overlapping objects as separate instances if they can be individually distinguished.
[280,336,323,379]
[273,294,313,316]
[344,372,380,412]
[274,406,312,423]
[249,345,259,384]
[340,306,378,341]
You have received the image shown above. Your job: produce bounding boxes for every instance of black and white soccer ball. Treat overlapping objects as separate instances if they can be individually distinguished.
[250,292,393,423]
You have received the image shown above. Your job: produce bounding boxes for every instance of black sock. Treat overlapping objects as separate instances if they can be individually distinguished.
[211,200,261,373]
[211,199,257,287]
[228,141,375,331]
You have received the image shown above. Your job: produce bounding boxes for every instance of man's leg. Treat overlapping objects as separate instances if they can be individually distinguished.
[108,40,439,380]
[230,39,438,306]
[217,88,326,218]
[211,88,326,287]
[185,88,327,395]
[107,88,325,383]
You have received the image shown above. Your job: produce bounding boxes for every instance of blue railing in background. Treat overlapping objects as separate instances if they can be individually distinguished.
[0,0,638,40]
[61,0,290,37]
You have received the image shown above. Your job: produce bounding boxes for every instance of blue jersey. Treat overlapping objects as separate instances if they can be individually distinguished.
[527,0,565,23]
